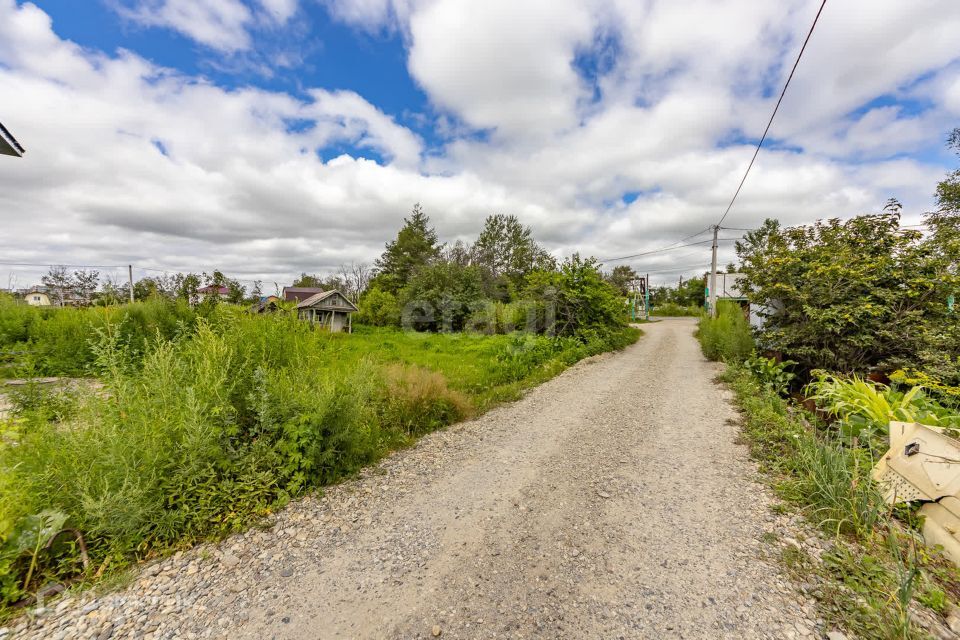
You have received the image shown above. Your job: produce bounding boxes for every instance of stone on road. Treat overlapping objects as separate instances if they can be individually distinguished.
[9,318,819,640]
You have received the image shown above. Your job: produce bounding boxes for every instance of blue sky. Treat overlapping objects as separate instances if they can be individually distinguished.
[1,0,959,288]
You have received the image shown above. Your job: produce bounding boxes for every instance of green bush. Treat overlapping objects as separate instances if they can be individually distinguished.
[652,302,701,317]
[523,254,628,338]
[697,300,754,363]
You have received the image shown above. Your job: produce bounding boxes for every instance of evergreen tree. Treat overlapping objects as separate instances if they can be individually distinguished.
[372,204,441,294]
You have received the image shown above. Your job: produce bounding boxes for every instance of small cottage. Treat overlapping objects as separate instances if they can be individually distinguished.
[296,290,358,333]
[23,289,51,306]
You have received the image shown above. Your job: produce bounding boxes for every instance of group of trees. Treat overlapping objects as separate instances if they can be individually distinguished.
[39,267,101,306]
[736,129,960,383]
[358,205,625,336]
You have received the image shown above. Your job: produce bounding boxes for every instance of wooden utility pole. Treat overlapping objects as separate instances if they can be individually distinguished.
[708,226,719,317]
[128,265,135,304]
[645,273,650,321]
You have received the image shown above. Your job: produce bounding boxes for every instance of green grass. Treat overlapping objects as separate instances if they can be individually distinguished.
[697,300,754,363]
[0,303,640,611]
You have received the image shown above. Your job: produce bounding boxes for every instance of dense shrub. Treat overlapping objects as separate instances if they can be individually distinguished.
[523,254,628,338]
[399,262,486,331]
[736,212,959,377]
[652,302,701,317]
[697,300,754,363]
[356,286,401,327]
[0,298,197,377]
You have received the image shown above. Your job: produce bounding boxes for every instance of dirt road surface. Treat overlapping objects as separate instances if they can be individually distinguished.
[10,318,821,640]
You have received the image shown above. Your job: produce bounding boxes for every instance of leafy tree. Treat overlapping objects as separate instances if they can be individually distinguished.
[736,213,956,375]
[523,255,626,338]
[292,273,323,288]
[472,214,553,295]
[41,266,72,307]
[372,204,442,294]
[71,269,99,305]
[605,265,638,296]
[400,261,486,331]
[649,277,705,308]
[356,286,401,326]
[226,280,246,305]
[133,277,161,301]
[935,128,960,213]
[173,273,201,302]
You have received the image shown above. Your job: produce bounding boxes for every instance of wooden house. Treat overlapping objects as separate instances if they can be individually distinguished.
[296,290,358,333]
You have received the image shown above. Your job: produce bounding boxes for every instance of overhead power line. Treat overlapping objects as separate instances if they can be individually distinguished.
[0,261,128,269]
[715,0,828,228]
[601,237,739,263]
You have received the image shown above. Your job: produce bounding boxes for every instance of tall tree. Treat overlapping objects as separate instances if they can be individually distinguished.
[292,273,323,288]
[173,273,201,302]
[72,269,99,305]
[337,262,371,302]
[373,203,441,294]
[928,128,960,271]
[935,128,960,214]
[472,214,553,295]
[605,265,638,296]
[41,265,72,306]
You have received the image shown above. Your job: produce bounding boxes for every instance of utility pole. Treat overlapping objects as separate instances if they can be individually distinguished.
[128,265,135,304]
[645,273,650,321]
[708,225,719,317]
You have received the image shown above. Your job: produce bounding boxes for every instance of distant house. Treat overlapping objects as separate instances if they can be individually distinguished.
[282,286,326,303]
[707,272,768,328]
[192,285,231,305]
[249,295,281,313]
[23,288,51,306]
[296,290,358,333]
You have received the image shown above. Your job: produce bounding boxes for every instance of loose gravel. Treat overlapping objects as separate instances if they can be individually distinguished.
[5,318,826,639]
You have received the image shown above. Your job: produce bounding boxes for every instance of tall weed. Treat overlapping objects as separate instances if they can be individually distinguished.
[698,300,754,363]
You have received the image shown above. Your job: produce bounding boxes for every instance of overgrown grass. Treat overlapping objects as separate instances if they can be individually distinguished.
[696,300,754,363]
[723,365,960,639]
[0,296,198,377]
[0,303,640,610]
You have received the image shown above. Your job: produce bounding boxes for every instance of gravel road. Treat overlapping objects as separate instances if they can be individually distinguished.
[8,317,823,640]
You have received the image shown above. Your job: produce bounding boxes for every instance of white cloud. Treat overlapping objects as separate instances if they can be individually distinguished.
[408,0,596,139]
[1,0,958,290]
[257,0,298,23]
[112,0,301,51]
[114,0,255,52]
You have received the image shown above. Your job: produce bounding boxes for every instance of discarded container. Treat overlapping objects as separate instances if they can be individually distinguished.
[873,421,960,565]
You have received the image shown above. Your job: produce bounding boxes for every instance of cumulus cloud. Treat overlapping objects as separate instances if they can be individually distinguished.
[1,0,958,290]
